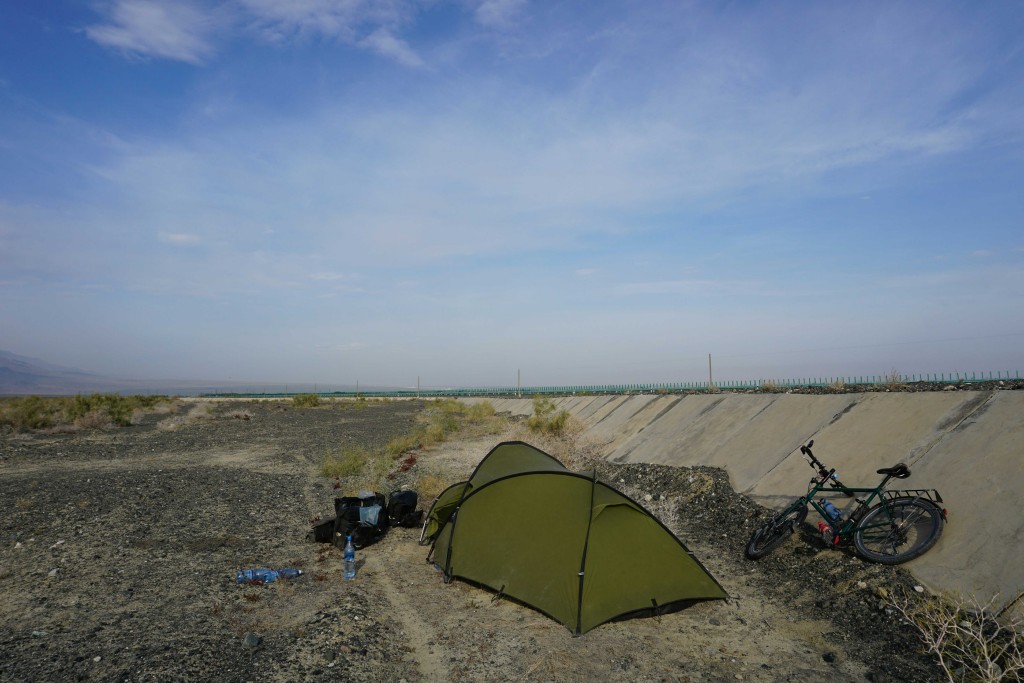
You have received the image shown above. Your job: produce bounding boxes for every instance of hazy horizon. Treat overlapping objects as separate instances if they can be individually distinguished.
[2,2,1023,388]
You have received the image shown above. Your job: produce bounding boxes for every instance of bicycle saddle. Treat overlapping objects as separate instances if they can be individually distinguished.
[876,463,911,478]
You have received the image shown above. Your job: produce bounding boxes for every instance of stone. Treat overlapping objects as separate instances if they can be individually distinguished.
[48,568,59,578]
[822,651,837,663]
[857,581,867,589]
[242,632,262,650]
[913,585,925,593]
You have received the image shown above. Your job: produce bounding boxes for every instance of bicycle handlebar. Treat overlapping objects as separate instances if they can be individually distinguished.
[800,440,852,494]
[800,440,829,478]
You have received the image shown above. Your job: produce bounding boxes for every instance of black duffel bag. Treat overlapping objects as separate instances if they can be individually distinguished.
[333,491,388,548]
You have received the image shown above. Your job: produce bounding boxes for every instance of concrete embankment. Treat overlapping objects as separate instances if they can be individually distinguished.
[462,391,1023,614]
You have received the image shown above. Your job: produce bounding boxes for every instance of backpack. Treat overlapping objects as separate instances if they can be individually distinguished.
[387,490,423,528]
[333,492,388,549]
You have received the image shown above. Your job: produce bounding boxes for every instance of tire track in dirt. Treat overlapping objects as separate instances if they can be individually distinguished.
[362,533,450,681]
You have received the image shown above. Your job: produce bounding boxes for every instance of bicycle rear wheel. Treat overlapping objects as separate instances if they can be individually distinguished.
[853,497,944,564]
[746,504,807,559]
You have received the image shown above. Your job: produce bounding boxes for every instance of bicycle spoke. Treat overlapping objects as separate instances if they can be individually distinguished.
[853,498,944,564]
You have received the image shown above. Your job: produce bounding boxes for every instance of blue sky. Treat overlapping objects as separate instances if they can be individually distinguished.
[1,1,1023,388]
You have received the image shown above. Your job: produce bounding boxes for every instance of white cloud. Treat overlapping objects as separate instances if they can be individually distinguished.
[359,28,425,68]
[316,341,366,352]
[308,271,352,281]
[85,0,217,64]
[85,0,426,67]
[613,279,761,297]
[158,231,202,246]
[474,0,527,29]
[237,0,401,42]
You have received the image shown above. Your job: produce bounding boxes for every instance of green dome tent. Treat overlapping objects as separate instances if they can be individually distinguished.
[421,441,727,635]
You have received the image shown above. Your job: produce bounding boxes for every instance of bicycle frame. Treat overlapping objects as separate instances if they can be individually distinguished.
[747,440,948,563]
[788,457,945,542]
[802,478,884,540]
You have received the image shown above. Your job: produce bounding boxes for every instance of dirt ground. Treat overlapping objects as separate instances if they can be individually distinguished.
[0,399,942,682]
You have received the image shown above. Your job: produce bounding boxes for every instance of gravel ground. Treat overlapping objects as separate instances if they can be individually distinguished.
[0,399,944,682]
[0,399,424,682]
[600,462,941,682]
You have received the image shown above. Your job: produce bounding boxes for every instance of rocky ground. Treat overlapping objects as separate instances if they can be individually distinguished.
[0,399,944,682]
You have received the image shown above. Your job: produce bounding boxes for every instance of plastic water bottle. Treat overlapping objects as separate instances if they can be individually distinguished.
[236,567,303,584]
[818,521,837,546]
[343,536,357,580]
[821,500,843,522]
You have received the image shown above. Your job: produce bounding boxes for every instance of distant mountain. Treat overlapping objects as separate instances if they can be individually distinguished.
[0,349,361,396]
[0,350,133,395]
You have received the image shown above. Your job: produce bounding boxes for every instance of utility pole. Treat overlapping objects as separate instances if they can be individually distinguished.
[517,369,521,398]
[708,354,713,388]
[417,376,420,399]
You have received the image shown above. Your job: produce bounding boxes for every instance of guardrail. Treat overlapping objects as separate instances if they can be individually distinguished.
[205,370,1021,399]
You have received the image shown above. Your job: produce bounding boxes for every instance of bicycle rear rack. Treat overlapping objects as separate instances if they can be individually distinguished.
[883,488,944,505]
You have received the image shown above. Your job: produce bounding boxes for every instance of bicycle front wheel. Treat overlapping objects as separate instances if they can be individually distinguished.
[746,504,807,560]
[853,498,944,564]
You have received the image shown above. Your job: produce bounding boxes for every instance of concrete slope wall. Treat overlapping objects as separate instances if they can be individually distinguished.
[462,392,1023,611]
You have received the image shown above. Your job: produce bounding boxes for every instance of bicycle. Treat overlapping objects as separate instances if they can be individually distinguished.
[745,440,947,564]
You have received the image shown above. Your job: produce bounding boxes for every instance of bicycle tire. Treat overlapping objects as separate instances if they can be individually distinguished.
[746,504,808,560]
[853,497,944,565]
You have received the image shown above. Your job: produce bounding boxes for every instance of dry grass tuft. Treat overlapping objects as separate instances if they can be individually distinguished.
[891,589,1024,682]
[883,369,907,390]
[158,402,214,432]
[74,411,115,430]
[413,472,450,502]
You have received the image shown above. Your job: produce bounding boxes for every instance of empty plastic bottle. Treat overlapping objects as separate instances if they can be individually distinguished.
[820,500,843,522]
[236,567,303,584]
[343,535,357,580]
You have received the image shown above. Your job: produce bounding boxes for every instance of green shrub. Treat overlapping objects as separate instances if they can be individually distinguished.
[321,445,371,478]
[292,393,321,408]
[465,401,496,420]
[320,398,508,484]
[0,394,168,432]
[527,396,571,434]
[384,433,422,458]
